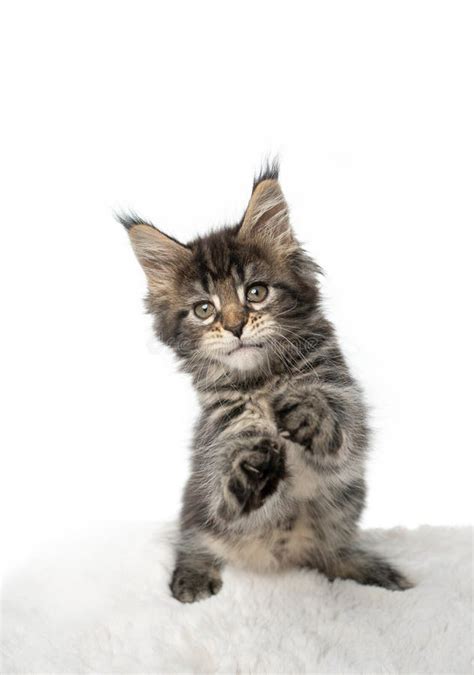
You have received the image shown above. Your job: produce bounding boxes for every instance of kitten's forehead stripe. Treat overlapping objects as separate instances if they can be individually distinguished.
[194,240,211,293]
[190,227,246,285]
[207,236,233,279]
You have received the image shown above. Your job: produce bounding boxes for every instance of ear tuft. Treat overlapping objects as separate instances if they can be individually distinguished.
[252,158,280,192]
[115,210,155,231]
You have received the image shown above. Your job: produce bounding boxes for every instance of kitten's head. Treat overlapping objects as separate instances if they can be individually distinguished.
[121,164,320,378]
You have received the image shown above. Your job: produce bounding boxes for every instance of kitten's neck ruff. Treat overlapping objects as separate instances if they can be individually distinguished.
[189,356,275,393]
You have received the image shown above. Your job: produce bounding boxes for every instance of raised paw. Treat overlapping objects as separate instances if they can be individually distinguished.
[228,438,286,514]
[276,398,342,455]
[170,565,223,603]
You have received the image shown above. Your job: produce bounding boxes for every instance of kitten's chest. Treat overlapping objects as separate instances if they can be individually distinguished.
[243,389,275,422]
[217,384,281,433]
[239,376,291,419]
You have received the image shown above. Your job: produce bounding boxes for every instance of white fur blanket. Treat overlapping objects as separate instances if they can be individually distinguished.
[1,524,472,674]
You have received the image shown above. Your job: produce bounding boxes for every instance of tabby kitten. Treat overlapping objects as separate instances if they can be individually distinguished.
[121,163,411,603]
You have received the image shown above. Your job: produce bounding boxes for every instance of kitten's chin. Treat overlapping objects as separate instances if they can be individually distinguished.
[217,346,266,373]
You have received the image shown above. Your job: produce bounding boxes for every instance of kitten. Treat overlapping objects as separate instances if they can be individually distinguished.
[120,162,411,603]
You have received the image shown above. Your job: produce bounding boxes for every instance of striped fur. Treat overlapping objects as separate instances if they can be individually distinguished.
[122,164,412,602]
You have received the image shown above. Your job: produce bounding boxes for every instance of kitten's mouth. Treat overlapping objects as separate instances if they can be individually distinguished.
[227,343,263,356]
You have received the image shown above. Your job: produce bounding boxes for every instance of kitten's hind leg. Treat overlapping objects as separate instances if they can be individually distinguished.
[320,547,413,591]
[170,531,223,603]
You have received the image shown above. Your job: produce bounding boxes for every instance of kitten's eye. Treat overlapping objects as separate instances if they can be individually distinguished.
[194,301,216,320]
[246,284,268,303]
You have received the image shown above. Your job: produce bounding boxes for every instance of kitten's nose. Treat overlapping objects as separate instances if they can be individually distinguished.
[227,321,245,338]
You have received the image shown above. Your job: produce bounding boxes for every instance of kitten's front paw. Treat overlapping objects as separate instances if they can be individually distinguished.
[276,399,342,455]
[228,438,286,514]
[170,566,223,603]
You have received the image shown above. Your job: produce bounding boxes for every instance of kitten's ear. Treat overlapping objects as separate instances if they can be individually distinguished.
[119,215,191,292]
[238,172,297,254]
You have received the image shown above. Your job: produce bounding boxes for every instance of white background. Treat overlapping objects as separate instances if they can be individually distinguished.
[1,1,472,574]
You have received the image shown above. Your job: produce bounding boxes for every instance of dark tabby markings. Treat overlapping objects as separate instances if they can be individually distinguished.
[217,402,247,429]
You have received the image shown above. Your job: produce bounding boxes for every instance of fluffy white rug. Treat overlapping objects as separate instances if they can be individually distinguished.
[1,524,472,674]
